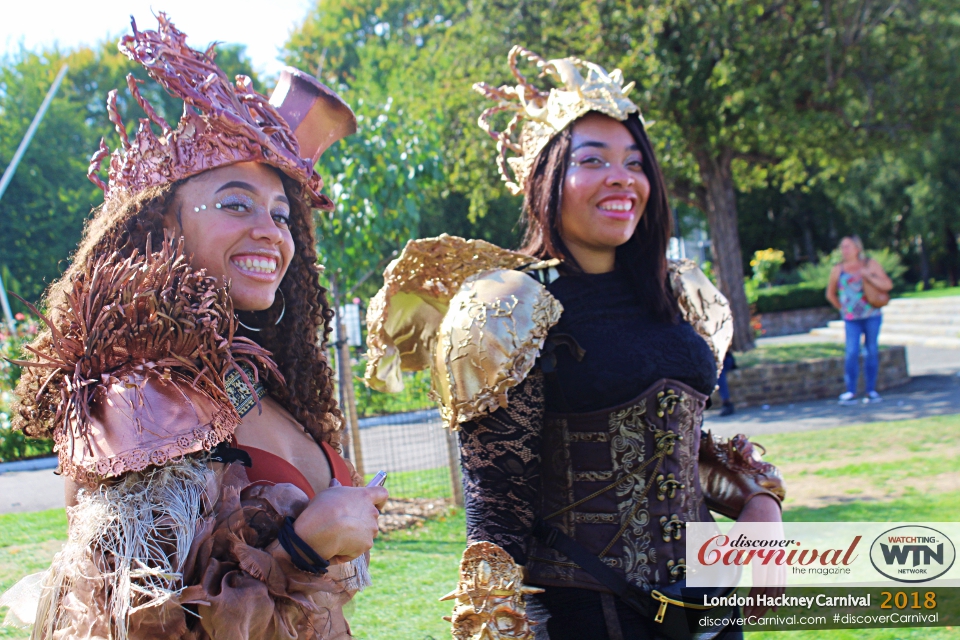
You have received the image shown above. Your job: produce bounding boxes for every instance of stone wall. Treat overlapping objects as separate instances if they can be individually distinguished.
[710,345,909,408]
[752,306,839,337]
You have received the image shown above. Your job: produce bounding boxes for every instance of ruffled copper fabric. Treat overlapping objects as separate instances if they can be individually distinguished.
[49,465,356,640]
[13,240,280,483]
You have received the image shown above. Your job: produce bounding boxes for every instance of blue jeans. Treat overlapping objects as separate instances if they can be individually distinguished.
[844,315,882,394]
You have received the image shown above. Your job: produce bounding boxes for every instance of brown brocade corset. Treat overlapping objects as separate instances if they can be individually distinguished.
[527,378,713,593]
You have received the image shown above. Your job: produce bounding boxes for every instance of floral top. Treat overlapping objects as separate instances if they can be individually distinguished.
[838,270,882,320]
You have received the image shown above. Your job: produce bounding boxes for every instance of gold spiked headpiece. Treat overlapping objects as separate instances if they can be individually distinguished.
[473,46,642,196]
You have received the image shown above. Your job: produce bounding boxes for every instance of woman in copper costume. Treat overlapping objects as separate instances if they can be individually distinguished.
[3,14,384,639]
[365,48,785,639]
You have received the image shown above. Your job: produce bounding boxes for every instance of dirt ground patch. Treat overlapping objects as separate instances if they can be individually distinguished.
[777,441,960,509]
[377,497,451,532]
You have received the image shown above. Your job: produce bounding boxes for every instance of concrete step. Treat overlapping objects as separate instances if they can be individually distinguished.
[887,298,960,312]
[875,312,960,326]
[809,327,960,349]
[823,320,960,337]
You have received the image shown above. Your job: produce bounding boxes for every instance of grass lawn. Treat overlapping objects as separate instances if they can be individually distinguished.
[3,415,958,639]
[735,342,897,369]
[363,467,453,501]
[736,342,847,368]
[898,286,960,299]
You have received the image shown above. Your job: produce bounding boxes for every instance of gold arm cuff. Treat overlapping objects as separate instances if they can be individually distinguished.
[440,541,544,640]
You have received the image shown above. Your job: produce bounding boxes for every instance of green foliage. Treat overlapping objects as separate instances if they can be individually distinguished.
[750,248,785,287]
[0,317,53,462]
[798,248,908,289]
[0,392,53,463]
[0,317,38,391]
[353,365,434,417]
[748,282,828,314]
[314,96,441,298]
[699,261,717,286]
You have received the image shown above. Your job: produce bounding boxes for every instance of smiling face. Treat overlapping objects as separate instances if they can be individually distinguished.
[558,112,651,270]
[162,162,295,311]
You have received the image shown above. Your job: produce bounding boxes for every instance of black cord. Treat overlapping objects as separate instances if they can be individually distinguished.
[278,516,330,575]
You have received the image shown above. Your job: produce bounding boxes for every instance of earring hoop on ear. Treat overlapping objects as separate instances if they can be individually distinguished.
[235,289,286,332]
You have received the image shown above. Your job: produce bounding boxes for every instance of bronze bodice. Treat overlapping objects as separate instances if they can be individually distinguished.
[527,378,712,593]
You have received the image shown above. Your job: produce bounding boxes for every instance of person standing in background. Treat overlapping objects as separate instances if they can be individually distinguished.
[718,352,737,416]
[826,236,893,405]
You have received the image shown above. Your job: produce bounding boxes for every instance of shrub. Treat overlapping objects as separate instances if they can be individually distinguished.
[0,315,39,391]
[798,248,908,289]
[750,248,785,287]
[0,318,53,461]
[748,282,830,314]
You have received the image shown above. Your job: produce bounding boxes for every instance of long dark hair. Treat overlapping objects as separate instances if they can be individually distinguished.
[520,112,678,322]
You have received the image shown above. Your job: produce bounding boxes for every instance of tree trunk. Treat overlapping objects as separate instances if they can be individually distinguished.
[695,147,755,352]
[945,223,959,287]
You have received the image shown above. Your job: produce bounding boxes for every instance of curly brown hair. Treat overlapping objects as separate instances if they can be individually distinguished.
[15,174,343,449]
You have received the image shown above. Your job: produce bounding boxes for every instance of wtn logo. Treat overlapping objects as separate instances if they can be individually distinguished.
[880,543,944,568]
[870,526,956,583]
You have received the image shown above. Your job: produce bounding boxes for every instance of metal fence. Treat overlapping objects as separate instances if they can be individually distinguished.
[338,365,462,505]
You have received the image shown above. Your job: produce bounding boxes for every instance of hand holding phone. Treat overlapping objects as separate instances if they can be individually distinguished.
[367,470,388,487]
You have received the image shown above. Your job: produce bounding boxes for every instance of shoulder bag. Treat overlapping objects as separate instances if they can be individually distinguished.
[861,261,891,308]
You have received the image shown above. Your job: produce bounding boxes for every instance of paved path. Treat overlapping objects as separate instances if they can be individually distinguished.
[3,343,957,515]
[704,341,960,437]
[0,465,66,514]
[704,372,960,438]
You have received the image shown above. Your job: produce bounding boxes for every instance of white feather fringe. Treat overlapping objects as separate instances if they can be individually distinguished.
[345,554,372,592]
[31,458,210,640]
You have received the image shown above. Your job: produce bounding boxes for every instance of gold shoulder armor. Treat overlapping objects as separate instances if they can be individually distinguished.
[434,267,561,428]
[364,235,562,429]
[668,259,734,372]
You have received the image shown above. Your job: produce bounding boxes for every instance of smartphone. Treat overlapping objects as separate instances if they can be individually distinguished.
[367,470,388,487]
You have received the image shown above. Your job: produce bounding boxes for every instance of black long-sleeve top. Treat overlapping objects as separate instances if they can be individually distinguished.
[458,268,717,563]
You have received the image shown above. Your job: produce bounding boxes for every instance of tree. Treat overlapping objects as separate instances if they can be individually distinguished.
[554,0,939,350]
[313,96,441,300]
[0,41,259,308]
[290,0,959,326]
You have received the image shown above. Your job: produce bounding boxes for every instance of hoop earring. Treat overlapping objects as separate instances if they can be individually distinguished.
[235,289,286,332]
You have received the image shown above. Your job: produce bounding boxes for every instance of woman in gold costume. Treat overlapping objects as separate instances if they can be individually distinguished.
[365,47,785,639]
